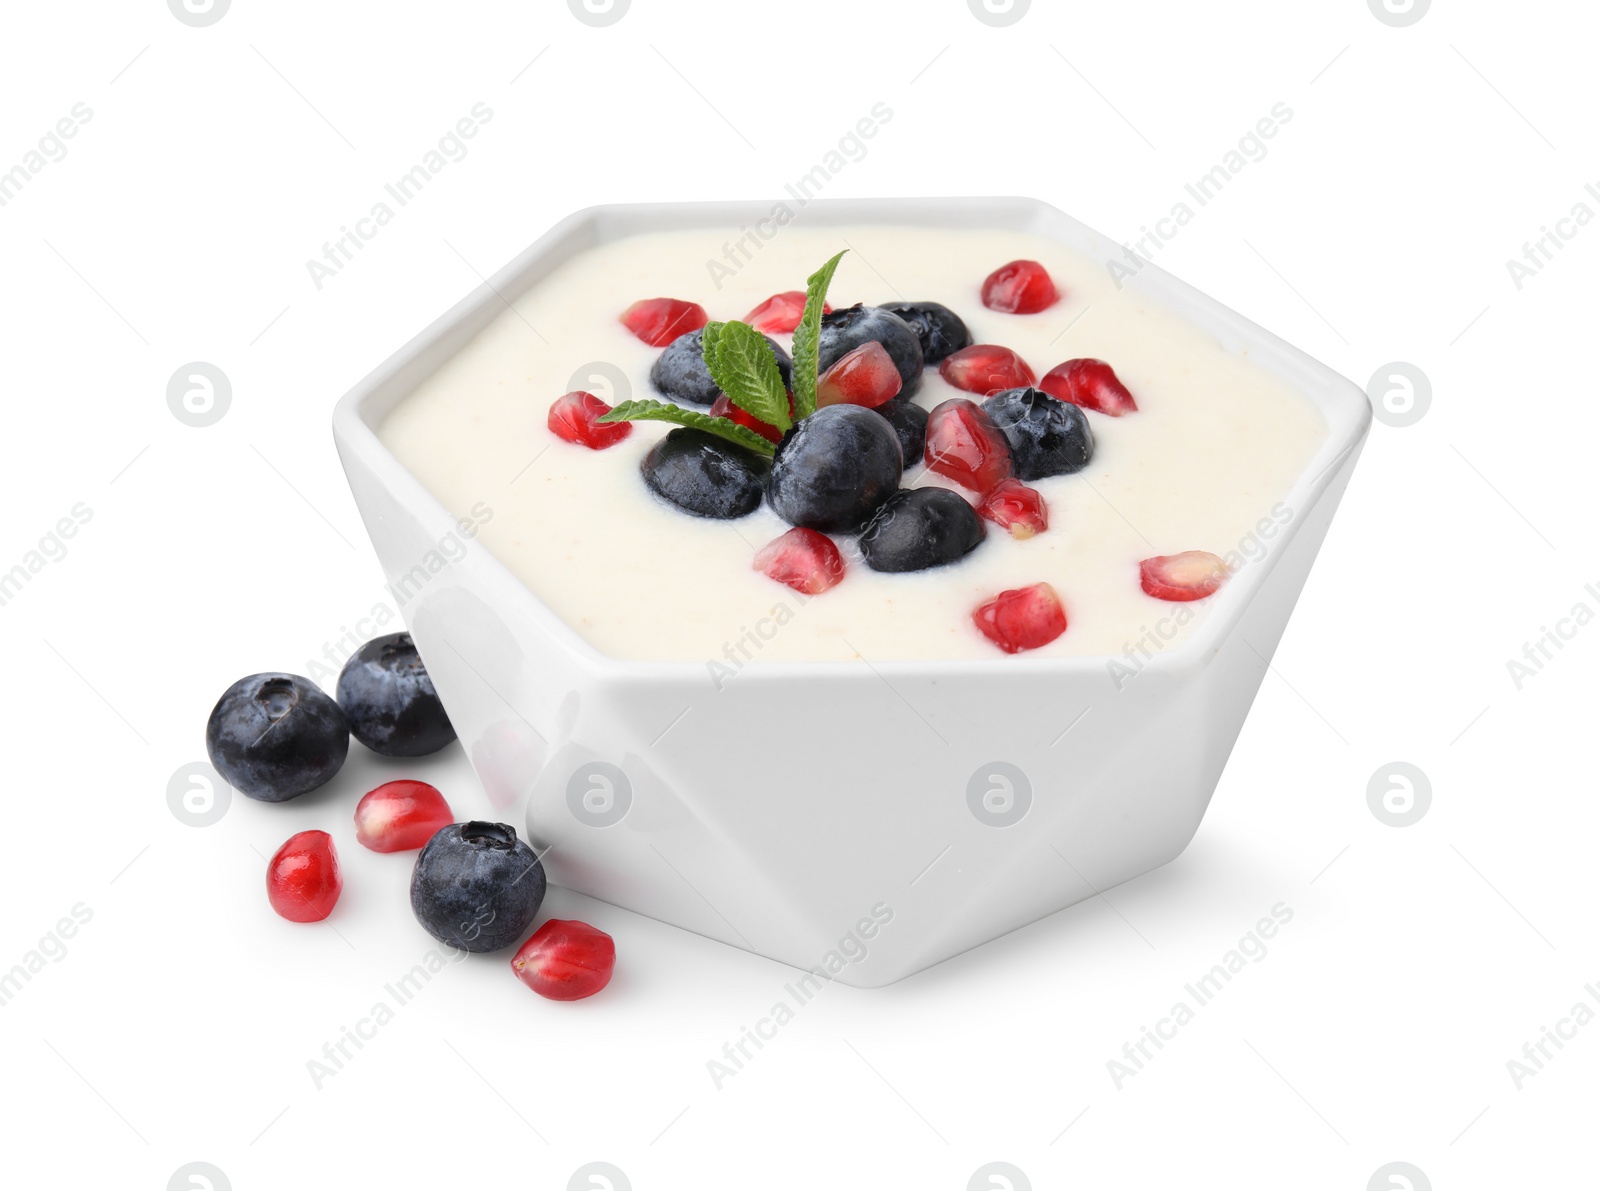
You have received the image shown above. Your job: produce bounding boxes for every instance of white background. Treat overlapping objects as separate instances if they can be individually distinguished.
[2,1,1595,1188]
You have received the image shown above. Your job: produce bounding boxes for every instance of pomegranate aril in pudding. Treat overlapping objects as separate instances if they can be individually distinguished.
[354,780,455,853]
[973,583,1068,653]
[816,341,903,409]
[709,393,787,444]
[938,344,1036,396]
[753,528,846,595]
[548,391,632,449]
[978,478,1048,539]
[1040,358,1138,417]
[924,398,1013,493]
[266,830,342,922]
[745,290,829,334]
[981,259,1059,314]
[1139,551,1228,602]
[620,297,708,346]
[511,919,616,1001]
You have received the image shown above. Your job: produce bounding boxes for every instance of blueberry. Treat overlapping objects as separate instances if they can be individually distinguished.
[767,404,903,533]
[205,673,349,802]
[875,399,928,463]
[983,386,1095,480]
[880,301,971,364]
[818,305,924,396]
[336,632,456,758]
[410,822,546,953]
[650,328,793,407]
[858,488,985,573]
[642,427,769,518]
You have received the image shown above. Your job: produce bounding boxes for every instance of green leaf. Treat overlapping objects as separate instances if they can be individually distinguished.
[701,319,791,433]
[790,249,848,419]
[699,320,725,366]
[697,320,731,415]
[596,398,776,456]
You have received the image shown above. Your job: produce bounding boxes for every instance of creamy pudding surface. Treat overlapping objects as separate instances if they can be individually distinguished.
[379,224,1328,663]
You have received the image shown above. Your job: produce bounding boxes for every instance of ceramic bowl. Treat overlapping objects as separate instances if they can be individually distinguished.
[332,197,1370,987]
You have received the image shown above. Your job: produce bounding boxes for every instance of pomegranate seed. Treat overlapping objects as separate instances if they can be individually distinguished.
[1039,358,1138,416]
[938,344,1037,396]
[978,478,1048,538]
[973,583,1068,653]
[548,391,632,450]
[354,780,455,853]
[620,297,708,346]
[745,291,830,334]
[709,393,790,444]
[816,341,903,409]
[753,527,846,594]
[511,919,616,1001]
[266,830,341,923]
[1139,551,1228,601]
[924,398,1013,492]
[981,259,1059,314]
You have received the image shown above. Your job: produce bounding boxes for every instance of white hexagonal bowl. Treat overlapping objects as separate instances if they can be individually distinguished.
[332,198,1370,987]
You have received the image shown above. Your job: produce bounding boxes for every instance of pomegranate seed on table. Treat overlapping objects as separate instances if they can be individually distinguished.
[816,342,903,409]
[266,830,342,923]
[978,478,1048,538]
[1039,358,1138,416]
[753,527,846,594]
[924,398,1013,493]
[745,291,829,334]
[511,919,616,1001]
[1139,551,1228,601]
[709,393,792,444]
[354,780,455,853]
[981,259,1059,313]
[548,391,632,450]
[938,344,1037,396]
[973,583,1069,653]
[620,297,708,346]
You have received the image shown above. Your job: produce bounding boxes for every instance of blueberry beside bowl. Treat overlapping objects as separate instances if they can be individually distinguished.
[205,673,349,802]
[337,631,456,757]
[410,822,546,953]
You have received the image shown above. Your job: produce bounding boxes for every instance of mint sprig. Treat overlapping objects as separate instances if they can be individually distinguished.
[597,399,776,456]
[703,319,791,433]
[699,320,724,373]
[790,249,847,419]
[596,251,847,452]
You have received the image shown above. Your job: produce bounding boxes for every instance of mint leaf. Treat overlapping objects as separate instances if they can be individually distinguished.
[702,320,791,433]
[790,249,848,419]
[597,398,775,457]
[698,319,732,412]
[700,319,725,366]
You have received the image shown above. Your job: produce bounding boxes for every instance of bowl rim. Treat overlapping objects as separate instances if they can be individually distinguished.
[332,195,1371,684]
